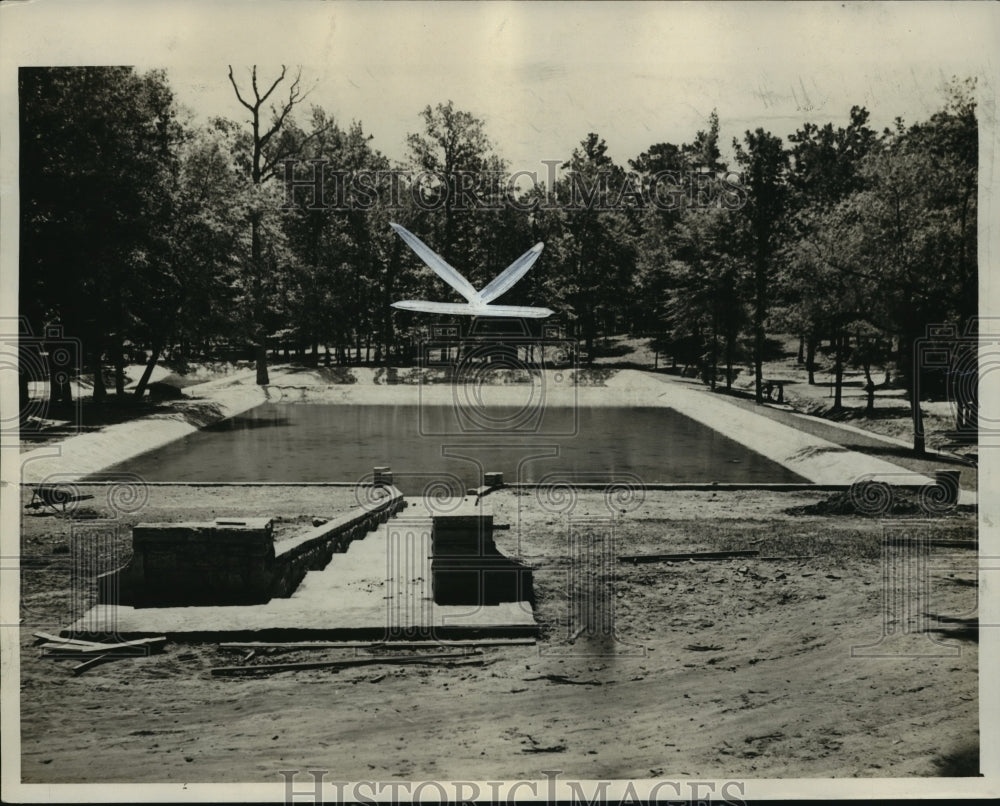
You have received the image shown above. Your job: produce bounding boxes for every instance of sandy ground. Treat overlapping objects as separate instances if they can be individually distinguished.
[586,333,976,460]
[17,486,978,782]
[11,360,982,785]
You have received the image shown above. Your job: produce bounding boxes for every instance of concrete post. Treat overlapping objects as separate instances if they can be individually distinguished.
[484,471,504,488]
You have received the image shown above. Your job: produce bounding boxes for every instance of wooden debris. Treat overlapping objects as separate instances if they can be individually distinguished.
[41,636,166,656]
[46,649,142,659]
[523,674,604,686]
[72,654,117,676]
[219,638,535,651]
[33,632,106,648]
[745,731,785,744]
[619,550,759,564]
[211,650,485,677]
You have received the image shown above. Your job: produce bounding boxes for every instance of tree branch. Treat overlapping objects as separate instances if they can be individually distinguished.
[257,65,288,106]
[259,119,336,183]
[227,66,255,112]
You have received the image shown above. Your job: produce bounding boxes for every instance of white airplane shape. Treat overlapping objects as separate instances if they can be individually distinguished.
[389,222,554,318]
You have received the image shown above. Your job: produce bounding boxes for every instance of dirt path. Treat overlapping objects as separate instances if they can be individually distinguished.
[18,488,978,782]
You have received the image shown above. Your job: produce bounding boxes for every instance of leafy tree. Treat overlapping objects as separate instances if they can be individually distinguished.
[733,129,788,403]
[132,123,248,396]
[405,101,495,274]
[552,133,637,362]
[851,82,976,450]
[19,66,185,404]
[780,107,877,398]
[782,82,976,449]
[630,113,746,382]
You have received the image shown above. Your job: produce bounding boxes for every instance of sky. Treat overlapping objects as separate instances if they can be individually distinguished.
[8,0,986,174]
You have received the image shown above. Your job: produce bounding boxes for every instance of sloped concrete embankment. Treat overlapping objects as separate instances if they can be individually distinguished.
[19,371,283,484]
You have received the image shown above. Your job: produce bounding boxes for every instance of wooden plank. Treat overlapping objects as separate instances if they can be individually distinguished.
[33,632,106,648]
[41,636,166,655]
[219,638,535,651]
[40,639,166,651]
[619,550,759,564]
[72,654,118,676]
[523,674,604,686]
[44,646,162,659]
[211,651,485,677]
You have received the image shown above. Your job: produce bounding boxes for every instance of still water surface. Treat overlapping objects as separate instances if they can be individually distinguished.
[100,404,804,492]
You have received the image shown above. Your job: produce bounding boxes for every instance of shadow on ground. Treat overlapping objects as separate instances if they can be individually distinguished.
[932,740,981,776]
[927,614,978,643]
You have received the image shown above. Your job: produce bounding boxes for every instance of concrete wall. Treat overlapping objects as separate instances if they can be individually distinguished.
[99,487,405,607]
[431,508,534,607]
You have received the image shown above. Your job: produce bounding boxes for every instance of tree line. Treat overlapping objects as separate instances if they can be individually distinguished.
[19,67,976,451]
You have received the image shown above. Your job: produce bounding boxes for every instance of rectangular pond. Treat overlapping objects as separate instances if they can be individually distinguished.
[96,404,806,493]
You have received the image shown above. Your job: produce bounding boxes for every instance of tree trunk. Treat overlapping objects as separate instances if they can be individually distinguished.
[725,326,735,390]
[58,374,73,405]
[806,334,818,385]
[255,344,269,385]
[91,347,107,403]
[114,335,126,396]
[710,314,718,392]
[902,328,926,454]
[47,337,72,405]
[797,333,805,364]
[863,358,875,415]
[250,210,269,386]
[753,258,766,405]
[832,331,844,411]
[910,392,926,454]
[134,341,162,398]
[584,307,595,366]
[19,359,30,419]
[48,362,60,405]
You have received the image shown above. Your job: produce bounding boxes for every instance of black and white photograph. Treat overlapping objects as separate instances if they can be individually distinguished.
[1,1,997,802]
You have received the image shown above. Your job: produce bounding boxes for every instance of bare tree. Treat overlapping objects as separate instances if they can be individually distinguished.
[227,65,320,384]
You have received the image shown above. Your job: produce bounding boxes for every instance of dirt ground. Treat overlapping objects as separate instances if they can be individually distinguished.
[17,486,978,783]
[589,334,976,460]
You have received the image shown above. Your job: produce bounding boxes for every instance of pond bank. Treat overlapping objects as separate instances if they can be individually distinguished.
[14,368,976,507]
[18,368,287,484]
